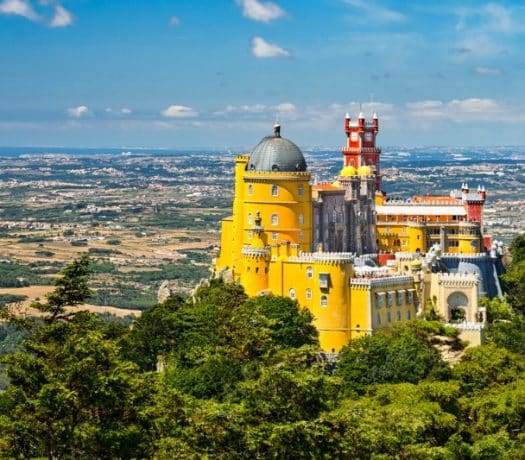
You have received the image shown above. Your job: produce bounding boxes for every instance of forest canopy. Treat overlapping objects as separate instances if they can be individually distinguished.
[0,233,524,458]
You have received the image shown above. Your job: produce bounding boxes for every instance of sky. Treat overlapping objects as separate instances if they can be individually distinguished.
[1,0,525,149]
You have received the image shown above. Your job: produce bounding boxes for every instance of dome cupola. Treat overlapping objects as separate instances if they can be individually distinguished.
[247,124,307,172]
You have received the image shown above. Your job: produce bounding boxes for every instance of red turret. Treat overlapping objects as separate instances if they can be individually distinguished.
[462,184,487,224]
[342,112,382,191]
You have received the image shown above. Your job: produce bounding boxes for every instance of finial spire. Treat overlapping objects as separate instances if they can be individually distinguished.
[273,120,281,137]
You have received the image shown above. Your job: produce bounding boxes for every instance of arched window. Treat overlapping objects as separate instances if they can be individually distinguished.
[247,213,252,225]
[298,184,304,197]
[271,184,278,197]
[306,266,313,279]
[306,288,312,300]
[271,214,279,226]
[321,295,328,308]
[299,231,304,241]
[247,184,253,195]
[289,288,296,299]
[298,213,304,226]
[272,232,278,240]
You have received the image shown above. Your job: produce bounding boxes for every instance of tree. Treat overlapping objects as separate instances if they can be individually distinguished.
[480,296,514,323]
[502,233,525,313]
[120,294,187,371]
[243,295,318,349]
[31,253,92,323]
[0,312,154,459]
[486,315,525,355]
[335,322,447,395]
[452,344,524,394]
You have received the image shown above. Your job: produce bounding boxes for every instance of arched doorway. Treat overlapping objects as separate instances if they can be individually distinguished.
[447,292,468,322]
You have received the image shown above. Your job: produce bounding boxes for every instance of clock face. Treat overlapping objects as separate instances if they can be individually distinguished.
[364,132,373,141]
[350,132,358,141]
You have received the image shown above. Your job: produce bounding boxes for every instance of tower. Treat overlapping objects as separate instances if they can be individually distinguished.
[342,112,382,192]
[215,123,312,289]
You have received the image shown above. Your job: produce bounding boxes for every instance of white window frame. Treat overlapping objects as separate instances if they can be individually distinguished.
[271,214,279,226]
[271,184,279,197]
[306,266,313,279]
[321,295,328,308]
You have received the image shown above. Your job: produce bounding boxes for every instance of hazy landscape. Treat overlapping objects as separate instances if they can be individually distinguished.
[0,145,523,314]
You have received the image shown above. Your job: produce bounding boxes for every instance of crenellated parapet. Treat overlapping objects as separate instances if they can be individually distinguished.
[442,253,490,259]
[437,272,479,287]
[242,246,270,258]
[244,171,311,182]
[287,251,355,264]
[350,275,414,288]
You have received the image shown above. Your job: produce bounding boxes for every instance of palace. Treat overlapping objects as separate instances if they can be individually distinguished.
[214,114,503,351]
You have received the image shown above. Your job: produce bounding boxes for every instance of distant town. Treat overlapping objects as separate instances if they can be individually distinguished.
[0,145,523,312]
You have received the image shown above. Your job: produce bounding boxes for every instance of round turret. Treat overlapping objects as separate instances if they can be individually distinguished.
[247,124,307,173]
[340,165,357,176]
[410,258,422,268]
[357,165,373,176]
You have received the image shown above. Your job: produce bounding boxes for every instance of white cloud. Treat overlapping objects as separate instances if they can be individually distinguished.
[67,105,89,118]
[472,65,502,76]
[251,36,290,58]
[275,102,296,113]
[406,100,443,110]
[119,108,132,115]
[161,105,198,118]
[216,102,296,117]
[405,98,505,123]
[169,15,180,26]
[236,0,285,23]
[49,4,73,27]
[0,0,37,20]
[343,0,405,24]
[448,98,500,113]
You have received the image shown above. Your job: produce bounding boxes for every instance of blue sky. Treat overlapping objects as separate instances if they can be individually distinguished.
[1,0,525,148]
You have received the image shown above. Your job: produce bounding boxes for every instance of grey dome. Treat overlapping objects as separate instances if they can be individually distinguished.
[247,125,307,173]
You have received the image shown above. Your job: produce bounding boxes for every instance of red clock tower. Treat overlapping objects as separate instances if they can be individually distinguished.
[342,112,382,191]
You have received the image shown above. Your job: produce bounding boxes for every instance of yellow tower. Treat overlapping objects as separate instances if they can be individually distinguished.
[241,212,270,296]
[215,123,312,287]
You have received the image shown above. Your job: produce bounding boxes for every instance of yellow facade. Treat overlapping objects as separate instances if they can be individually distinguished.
[215,140,417,352]
[377,221,482,254]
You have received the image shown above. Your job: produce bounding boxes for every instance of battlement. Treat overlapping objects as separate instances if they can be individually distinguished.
[447,322,485,331]
[350,275,414,288]
[236,155,250,161]
[244,171,311,180]
[437,272,479,287]
[342,147,381,154]
[441,253,490,259]
[286,251,355,264]
[242,247,270,257]
[384,198,462,206]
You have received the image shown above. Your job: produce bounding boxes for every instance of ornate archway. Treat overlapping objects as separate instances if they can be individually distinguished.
[447,292,469,322]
